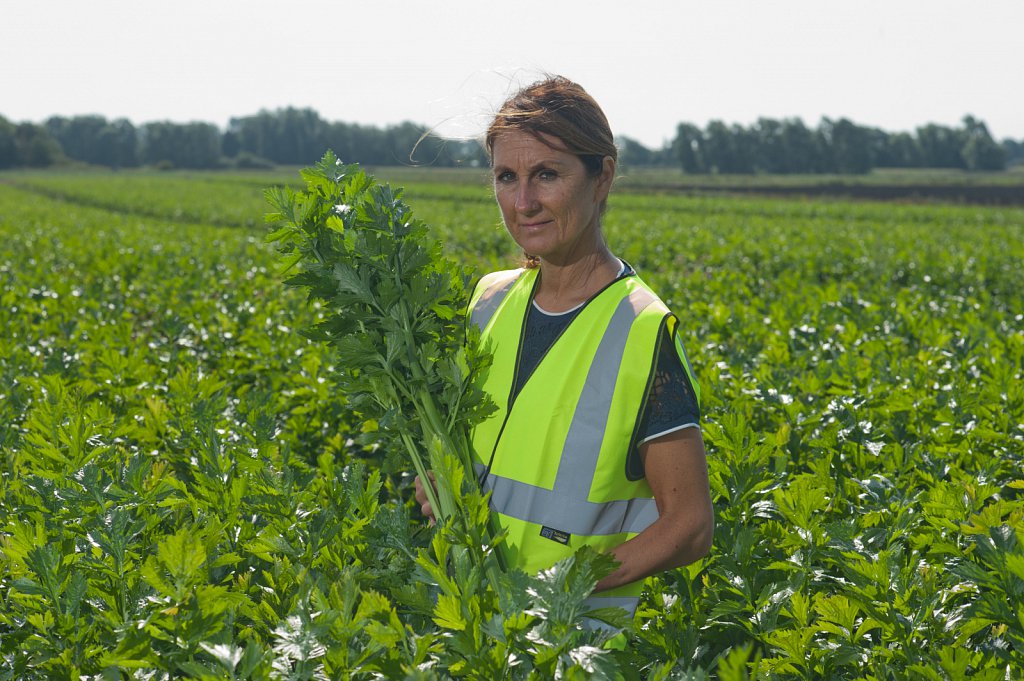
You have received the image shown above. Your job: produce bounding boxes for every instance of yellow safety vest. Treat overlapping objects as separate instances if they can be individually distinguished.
[468,267,699,614]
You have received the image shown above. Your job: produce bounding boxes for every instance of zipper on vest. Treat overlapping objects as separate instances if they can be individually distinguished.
[624,313,672,482]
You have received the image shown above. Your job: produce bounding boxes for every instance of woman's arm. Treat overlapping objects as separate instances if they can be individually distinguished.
[594,426,714,592]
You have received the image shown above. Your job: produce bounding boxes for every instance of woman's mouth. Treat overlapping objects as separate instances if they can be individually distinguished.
[520,220,552,230]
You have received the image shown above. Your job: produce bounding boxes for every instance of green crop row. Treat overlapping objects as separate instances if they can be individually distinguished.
[0,172,1022,679]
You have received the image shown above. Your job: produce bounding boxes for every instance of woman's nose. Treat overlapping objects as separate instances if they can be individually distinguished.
[514,182,538,213]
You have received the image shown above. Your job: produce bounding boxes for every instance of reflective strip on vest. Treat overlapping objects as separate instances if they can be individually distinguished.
[476,286,661,537]
[583,595,642,617]
[470,270,522,333]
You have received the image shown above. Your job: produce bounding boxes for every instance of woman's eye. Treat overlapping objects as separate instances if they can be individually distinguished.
[496,171,515,183]
[538,170,557,181]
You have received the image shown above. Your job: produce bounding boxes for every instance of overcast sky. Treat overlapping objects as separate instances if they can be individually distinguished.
[3,0,1022,148]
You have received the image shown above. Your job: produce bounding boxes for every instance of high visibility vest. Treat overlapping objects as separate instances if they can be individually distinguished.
[468,266,699,614]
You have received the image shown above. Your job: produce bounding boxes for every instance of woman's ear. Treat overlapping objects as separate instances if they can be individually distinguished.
[595,155,616,203]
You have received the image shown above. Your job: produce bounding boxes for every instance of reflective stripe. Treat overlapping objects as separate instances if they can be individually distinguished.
[477,287,662,537]
[555,288,657,498]
[470,270,521,333]
[477,466,658,535]
[583,595,640,614]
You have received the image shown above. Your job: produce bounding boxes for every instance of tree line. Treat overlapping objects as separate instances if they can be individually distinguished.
[1,107,1021,172]
[0,109,487,171]
[643,115,1016,173]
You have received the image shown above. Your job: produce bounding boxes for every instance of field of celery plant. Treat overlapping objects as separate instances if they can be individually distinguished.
[0,165,1022,680]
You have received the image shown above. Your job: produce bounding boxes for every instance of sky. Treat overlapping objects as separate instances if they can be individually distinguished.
[3,0,1022,149]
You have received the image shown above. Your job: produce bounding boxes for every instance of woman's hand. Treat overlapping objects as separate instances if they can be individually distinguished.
[595,427,714,592]
[414,472,437,525]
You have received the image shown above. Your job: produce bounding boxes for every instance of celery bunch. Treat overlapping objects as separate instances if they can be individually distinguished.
[265,152,500,563]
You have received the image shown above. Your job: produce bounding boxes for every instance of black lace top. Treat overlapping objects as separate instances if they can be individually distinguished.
[510,263,700,478]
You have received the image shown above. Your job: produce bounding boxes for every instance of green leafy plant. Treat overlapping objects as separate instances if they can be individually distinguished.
[264,151,503,568]
[1,166,1022,678]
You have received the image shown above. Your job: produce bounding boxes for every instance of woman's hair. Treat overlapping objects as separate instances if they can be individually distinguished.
[485,75,618,176]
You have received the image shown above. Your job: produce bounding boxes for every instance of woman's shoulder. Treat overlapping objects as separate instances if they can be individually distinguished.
[477,267,526,289]
[616,268,673,319]
[470,268,531,311]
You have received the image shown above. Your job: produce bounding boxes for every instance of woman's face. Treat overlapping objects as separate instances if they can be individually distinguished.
[491,131,614,266]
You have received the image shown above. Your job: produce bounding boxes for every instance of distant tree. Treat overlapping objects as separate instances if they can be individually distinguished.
[44,115,138,167]
[865,127,895,168]
[820,118,872,174]
[779,118,820,173]
[96,118,139,168]
[751,118,786,173]
[730,123,756,173]
[444,139,488,167]
[700,121,755,173]
[616,136,655,168]
[14,123,63,167]
[388,121,431,165]
[322,121,355,162]
[648,145,676,166]
[673,122,705,173]
[221,130,241,158]
[960,115,1005,171]
[916,123,966,168]
[277,108,329,164]
[141,121,220,168]
[46,115,105,163]
[1003,138,1024,167]
[873,131,921,168]
[347,123,389,165]
[702,121,737,173]
[228,107,327,165]
[182,122,222,168]
[0,116,16,169]
[229,112,267,160]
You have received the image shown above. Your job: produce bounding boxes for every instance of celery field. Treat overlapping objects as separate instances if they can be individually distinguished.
[1,168,1022,679]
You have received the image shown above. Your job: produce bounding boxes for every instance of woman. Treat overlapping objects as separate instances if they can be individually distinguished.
[417,76,714,615]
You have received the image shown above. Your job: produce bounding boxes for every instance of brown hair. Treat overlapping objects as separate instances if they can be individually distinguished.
[486,75,618,173]
[486,76,617,267]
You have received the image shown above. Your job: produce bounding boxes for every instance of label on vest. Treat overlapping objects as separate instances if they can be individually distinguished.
[540,526,571,545]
